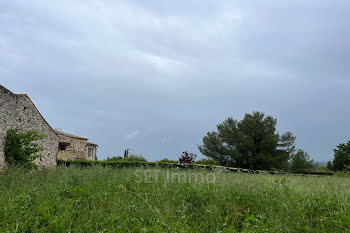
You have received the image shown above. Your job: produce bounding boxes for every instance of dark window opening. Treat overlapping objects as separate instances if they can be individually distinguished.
[59,142,70,151]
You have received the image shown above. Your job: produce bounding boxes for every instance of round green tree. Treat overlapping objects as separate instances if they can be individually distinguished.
[198,111,296,170]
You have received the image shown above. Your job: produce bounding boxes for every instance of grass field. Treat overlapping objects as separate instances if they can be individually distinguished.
[0,166,349,232]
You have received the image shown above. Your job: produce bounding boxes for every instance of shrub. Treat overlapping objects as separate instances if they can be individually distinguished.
[105,154,148,162]
[4,129,46,169]
[156,158,178,164]
[289,149,313,172]
[121,154,148,162]
[194,158,220,166]
[106,156,124,162]
[178,151,197,163]
[332,141,350,171]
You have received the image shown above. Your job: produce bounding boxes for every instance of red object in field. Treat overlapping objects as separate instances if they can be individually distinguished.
[178,151,197,163]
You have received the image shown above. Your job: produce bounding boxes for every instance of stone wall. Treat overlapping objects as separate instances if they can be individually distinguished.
[57,150,77,160]
[56,132,97,161]
[0,85,58,170]
[57,134,87,159]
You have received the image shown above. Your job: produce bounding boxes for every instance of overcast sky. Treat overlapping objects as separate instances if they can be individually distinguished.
[1,0,349,162]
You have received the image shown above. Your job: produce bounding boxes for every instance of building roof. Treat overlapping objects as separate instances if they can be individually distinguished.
[1,85,98,146]
[0,85,59,138]
[54,130,89,140]
[0,85,29,97]
[55,130,98,147]
[87,142,98,147]
[0,85,15,95]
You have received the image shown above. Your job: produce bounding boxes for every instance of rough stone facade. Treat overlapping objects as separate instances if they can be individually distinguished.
[0,85,59,170]
[55,130,97,161]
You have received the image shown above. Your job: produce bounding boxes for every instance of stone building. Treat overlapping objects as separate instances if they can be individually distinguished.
[0,85,59,170]
[55,130,98,161]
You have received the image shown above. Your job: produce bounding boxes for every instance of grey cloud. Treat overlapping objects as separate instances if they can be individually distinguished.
[1,0,349,161]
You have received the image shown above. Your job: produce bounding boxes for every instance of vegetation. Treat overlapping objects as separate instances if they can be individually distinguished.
[106,156,124,161]
[332,140,350,171]
[123,154,148,162]
[327,161,333,171]
[4,129,46,169]
[289,149,314,172]
[178,151,197,163]
[156,158,178,164]
[106,154,148,162]
[194,158,220,166]
[156,157,221,166]
[3,112,347,231]
[199,111,297,170]
[0,166,348,232]
[57,159,334,176]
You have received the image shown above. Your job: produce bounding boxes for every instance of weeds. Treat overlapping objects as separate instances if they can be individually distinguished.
[0,166,349,232]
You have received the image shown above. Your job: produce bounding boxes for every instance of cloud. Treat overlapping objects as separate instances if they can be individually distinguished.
[125,130,140,140]
[1,0,350,161]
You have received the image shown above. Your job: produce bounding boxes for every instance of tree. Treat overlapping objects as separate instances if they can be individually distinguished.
[124,149,131,158]
[289,149,313,172]
[178,151,197,163]
[198,111,296,170]
[4,129,46,169]
[332,141,350,171]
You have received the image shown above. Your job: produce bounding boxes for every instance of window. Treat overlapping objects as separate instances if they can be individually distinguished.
[88,148,93,158]
[59,142,70,150]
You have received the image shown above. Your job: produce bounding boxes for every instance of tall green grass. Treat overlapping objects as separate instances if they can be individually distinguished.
[0,166,349,232]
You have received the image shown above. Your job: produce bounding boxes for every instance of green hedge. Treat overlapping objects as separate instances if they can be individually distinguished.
[56,160,334,176]
[57,160,215,170]
[290,170,334,176]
